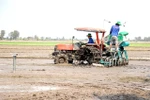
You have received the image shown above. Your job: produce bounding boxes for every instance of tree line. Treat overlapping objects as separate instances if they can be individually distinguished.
[133,36,150,41]
[0,30,19,40]
[0,30,75,41]
[0,30,150,41]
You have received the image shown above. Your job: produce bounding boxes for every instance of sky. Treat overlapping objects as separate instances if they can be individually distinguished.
[0,0,150,39]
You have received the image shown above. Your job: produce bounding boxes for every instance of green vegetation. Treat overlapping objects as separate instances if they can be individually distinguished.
[0,41,150,47]
[130,42,150,47]
[0,41,71,46]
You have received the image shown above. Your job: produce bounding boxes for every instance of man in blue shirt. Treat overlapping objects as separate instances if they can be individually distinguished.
[87,33,94,43]
[109,21,121,51]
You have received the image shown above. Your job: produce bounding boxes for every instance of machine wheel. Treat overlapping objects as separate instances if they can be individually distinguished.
[54,54,67,64]
[122,57,129,66]
[54,58,58,64]
[108,58,113,67]
[73,60,80,66]
[114,59,118,66]
[126,60,129,65]
[116,59,121,66]
[59,57,65,63]
[112,59,116,66]
[104,57,109,67]
[122,58,126,66]
[68,59,73,64]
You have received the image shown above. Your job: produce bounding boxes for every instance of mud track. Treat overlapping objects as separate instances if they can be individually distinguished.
[0,45,150,100]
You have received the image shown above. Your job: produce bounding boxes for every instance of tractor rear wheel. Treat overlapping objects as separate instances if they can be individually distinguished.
[54,54,67,64]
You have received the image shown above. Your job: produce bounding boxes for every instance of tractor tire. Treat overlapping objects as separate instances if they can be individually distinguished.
[122,57,129,66]
[68,60,73,64]
[104,57,109,67]
[54,54,68,64]
[126,60,129,65]
[108,58,113,67]
[116,59,121,66]
[54,58,58,64]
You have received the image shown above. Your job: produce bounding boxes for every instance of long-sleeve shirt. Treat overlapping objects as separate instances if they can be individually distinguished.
[88,37,94,43]
[110,25,120,37]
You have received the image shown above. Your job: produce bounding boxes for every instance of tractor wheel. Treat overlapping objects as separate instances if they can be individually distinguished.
[116,59,121,66]
[114,59,117,66]
[73,60,80,66]
[54,54,67,64]
[59,57,66,63]
[68,59,73,64]
[108,58,113,67]
[122,57,129,66]
[122,58,125,66]
[104,57,109,67]
[126,60,129,65]
[112,59,116,66]
[54,58,58,64]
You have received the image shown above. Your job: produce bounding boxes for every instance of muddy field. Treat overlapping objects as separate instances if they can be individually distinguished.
[0,45,150,100]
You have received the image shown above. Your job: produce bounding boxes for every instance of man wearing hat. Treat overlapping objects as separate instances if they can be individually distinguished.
[87,33,94,43]
[109,21,121,51]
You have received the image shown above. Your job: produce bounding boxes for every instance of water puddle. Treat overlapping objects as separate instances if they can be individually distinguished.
[0,85,62,92]
[32,86,60,92]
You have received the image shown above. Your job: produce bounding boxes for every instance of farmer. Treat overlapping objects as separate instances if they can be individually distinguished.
[109,21,121,51]
[87,33,94,44]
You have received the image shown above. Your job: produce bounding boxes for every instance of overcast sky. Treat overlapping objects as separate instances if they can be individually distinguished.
[0,0,149,39]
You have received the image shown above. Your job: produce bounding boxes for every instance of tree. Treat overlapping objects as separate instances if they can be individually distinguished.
[45,37,51,40]
[143,37,150,41]
[0,30,5,40]
[62,36,65,40]
[13,30,20,39]
[34,35,39,40]
[19,37,22,40]
[135,36,142,41]
[40,37,44,41]
[8,32,14,40]
[8,30,20,40]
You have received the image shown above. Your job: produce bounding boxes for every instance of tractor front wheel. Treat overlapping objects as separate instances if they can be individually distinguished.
[54,54,67,64]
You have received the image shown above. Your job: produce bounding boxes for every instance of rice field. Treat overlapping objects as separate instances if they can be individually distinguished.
[0,40,150,47]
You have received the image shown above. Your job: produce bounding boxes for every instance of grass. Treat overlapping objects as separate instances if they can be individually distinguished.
[130,42,150,47]
[0,41,72,46]
[0,41,150,47]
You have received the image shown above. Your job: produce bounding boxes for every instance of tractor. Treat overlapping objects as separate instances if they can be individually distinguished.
[52,27,130,67]
[52,27,108,65]
[72,27,107,65]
